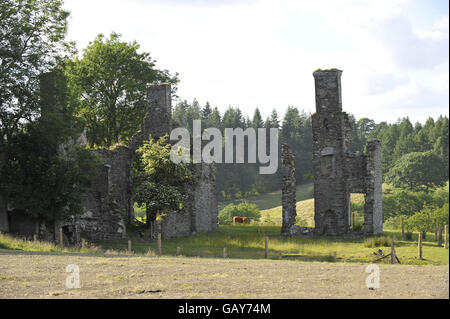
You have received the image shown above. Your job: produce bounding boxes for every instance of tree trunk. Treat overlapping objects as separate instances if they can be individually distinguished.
[145,204,156,228]
[0,142,9,232]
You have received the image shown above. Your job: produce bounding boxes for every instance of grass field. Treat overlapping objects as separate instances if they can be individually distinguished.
[96,226,449,265]
[259,193,365,226]
[218,183,314,211]
[0,232,100,254]
[2,226,448,265]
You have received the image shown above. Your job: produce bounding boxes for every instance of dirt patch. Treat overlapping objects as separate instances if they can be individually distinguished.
[0,249,448,298]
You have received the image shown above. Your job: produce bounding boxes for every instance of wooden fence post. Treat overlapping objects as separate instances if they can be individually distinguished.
[157,233,162,256]
[390,239,396,264]
[418,232,423,260]
[33,234,37,242]
[264,236,268,259]
[445,225,448,249]
[59,228,63,248]
[81,238,86,248]
[176,247,181,256]
[434,218,438,241]
[128,239,131,252]
[333,251,337,262]
[223,247,227,258]
[438,226,443,247]
[401,217,405,239]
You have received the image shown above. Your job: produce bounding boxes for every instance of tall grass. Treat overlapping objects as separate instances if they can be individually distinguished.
[0,232,101,254]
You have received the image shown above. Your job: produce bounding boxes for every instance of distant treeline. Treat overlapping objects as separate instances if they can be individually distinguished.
[172,99,449,200]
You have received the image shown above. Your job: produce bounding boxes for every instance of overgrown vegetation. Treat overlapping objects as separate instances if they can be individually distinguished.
[0,91,100,222]
[363,236,392,248]
[383,182,449,238]
[218,201,261,225]
[133,134,192,226]
[0,232,100,254]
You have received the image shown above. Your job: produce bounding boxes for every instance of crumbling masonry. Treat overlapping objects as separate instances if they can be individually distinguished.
[0,79,218,243]
[75,83,218,242]
[281,144,296,234]
[311,69,382,235]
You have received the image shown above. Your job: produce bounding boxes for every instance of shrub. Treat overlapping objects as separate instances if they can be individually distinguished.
[403,204,448,235]
[352,220,364,231]
[405,232,413,240]
[383,216,404,229]
[363,236,392,248]
[218,201,261,225]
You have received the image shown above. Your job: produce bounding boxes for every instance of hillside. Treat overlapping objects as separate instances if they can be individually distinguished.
[259,194,365,227]
[218,183,314,211]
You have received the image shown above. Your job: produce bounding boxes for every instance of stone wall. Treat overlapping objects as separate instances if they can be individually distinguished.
[76,161,126,242]
[193,163,218,233]
[130,83,173,152]
[159,162,218,239]
[312,69,382,236]
[3,81,219,243]
[364,140,383,234]
[281,144,297,235]
[94,146,133,223]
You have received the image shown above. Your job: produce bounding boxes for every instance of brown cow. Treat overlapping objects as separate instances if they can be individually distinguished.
[233,216,249,225]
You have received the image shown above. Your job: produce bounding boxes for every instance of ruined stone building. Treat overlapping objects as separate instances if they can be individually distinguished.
[281,144,296,234]
[0,78,218,243]
[311,69,382,235]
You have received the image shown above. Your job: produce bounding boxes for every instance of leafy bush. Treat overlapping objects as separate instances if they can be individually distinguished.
[404,204,449,236]
[405,232,413,240]
[218,201,261,225]
[363,236,392,248]
[383,216,404,229]
[382,182,449,221]
[352,219,364,231]
[1,123,100,222]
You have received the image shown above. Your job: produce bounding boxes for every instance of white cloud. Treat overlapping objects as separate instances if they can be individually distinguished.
[63,0,449,123]
[368,14,449,69]
[364,73,410,95]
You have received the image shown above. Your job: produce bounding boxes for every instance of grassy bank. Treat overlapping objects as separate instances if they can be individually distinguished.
[218,183,314,211]
[2,226,448,265]
[98,225,449,265]
[0,232,100,254]
[259,193,365,226]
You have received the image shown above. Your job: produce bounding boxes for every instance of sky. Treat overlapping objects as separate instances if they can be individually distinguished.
[63,0,449,124]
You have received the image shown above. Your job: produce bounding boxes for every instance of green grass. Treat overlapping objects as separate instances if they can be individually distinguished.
[259,193,365,227]
[218,183,314,211]
[363,236,392,248]
[1,224,448,265]
[0,232,101,254]
[97,225,449,265]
